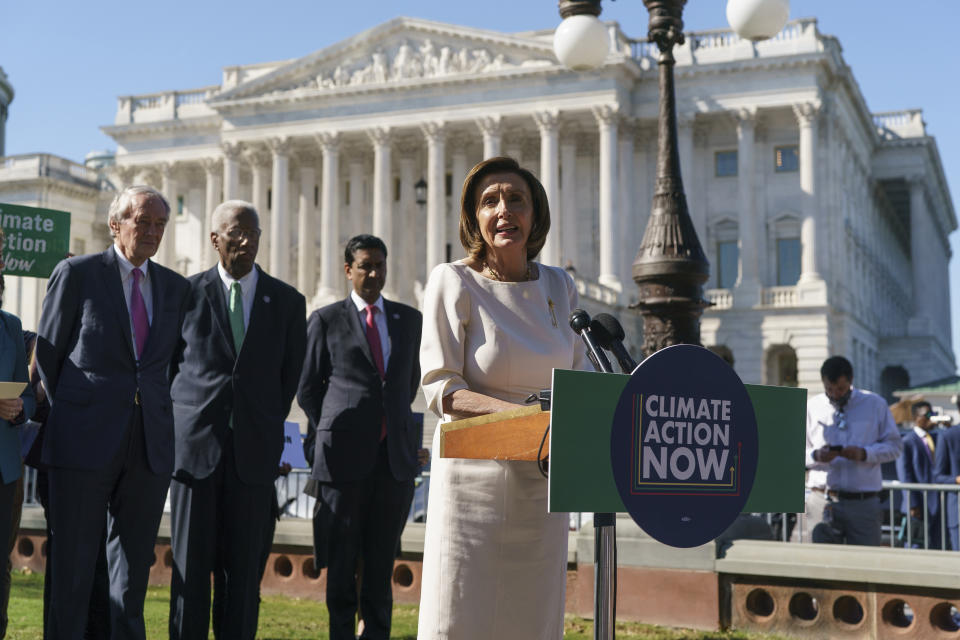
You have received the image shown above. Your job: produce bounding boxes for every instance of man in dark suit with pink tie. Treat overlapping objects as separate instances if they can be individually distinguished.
[36,185,189,639]
[298,234,422,640]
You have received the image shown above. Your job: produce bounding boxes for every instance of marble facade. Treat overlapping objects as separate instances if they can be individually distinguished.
[1,16,953,400]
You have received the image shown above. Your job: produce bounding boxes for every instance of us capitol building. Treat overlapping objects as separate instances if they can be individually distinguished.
[0,17,955,399]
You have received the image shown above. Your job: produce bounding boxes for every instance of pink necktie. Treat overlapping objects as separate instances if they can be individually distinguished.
[365,305,386,441]
[131,268,149,358]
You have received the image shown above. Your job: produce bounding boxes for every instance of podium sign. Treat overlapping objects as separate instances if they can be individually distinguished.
[610,345,759,548]
[548,362,806,527]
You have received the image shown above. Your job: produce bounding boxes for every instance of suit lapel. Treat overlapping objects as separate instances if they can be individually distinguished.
[141,260,164,358]
[102,249,136,360]
[345,297,378,373]
[201,266,236,357]
[246,266,271,350]
[383,299,399,380]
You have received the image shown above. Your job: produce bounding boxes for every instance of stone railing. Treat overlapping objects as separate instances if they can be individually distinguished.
[706,288,732,309]
[630,17,820,66]
[761,285,797,308]
[874,109,926,139]
[115,86,220,124]
[0,153,99,187]
[574,275,620,306]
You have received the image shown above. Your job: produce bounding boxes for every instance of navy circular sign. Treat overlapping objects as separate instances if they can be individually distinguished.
[610,344,758,548]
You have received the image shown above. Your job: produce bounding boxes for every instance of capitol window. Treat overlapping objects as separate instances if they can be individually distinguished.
[776,237,801,285]
[717,241,739,289]
[715,150,738,177]
[774,145,799,172]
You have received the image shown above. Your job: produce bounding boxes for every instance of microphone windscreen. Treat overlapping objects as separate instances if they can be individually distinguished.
[589,318,615,349]
[593,313,626,342]
[569,308,591,334]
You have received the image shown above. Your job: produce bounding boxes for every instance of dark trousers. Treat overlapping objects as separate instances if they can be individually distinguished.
[168,431,273,640]
[318,443,414,640]
[211,491,280,639]
[0,477,15,639]
[35,469,111,640]
[47,408,169,640]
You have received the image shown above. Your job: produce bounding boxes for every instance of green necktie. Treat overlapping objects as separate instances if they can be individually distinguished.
[228,281,245,353]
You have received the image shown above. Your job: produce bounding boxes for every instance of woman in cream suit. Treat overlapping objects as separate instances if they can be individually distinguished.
[418,157,587,639]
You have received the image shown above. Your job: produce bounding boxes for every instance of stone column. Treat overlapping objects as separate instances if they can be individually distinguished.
[315,132,342,306]
[297,162,317,296]
[908,176,930,335]
[617,118,635,297]
[159,162,179,271]
[477,115,502,159]
[534,110,560,266]
[222,142,243,201]
[559,134,578,269]
[267,137,291,281]
[247,148,271,265]
[348,157,365,242]
[795,103,822,284]
[370,126,396,298]
[734,108,760,307]
[396,137,419,302]
[115,166,138,189]
[593,105,620,291]
[422,121,446,272]
[450,140,469,252]
[201,158,222,270]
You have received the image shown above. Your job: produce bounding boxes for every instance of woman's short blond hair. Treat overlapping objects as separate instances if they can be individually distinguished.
[458,156,551,261]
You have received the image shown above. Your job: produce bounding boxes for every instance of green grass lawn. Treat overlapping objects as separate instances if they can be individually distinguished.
[5,570,787,639]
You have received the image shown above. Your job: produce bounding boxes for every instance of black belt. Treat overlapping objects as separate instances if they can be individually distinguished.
[814,488,880,500]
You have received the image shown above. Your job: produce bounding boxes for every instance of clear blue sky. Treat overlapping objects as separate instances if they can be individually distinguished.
[3,1,958,373]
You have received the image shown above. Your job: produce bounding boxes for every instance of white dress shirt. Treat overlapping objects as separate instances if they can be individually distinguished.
[350,290,390,370]
[217,262,258,329]
[805,386,902,492]
[113,244,152,358]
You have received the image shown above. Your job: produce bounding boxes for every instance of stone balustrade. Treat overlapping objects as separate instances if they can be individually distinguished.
[0,153,99,187]
[874,109,926,139]
[761,285,798,308]
[630,18,820,65]
[115,86,220,124]
[706,288,733,309]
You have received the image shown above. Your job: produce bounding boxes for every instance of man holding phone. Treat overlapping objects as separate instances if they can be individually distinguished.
[803,356,902,545]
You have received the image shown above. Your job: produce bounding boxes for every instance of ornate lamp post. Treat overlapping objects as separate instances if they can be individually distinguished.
[554,0,789,356]
[553,2,789,638]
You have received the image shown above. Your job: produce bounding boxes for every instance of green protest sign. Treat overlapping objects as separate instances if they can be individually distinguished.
[0,203,72,278]
[548,369,807,514]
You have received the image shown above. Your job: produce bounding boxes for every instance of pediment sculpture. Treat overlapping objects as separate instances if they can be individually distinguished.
[274,39,552,94]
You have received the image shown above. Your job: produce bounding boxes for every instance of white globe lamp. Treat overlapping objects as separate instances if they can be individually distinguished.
[726,0,790,41]
[553,13,609,71]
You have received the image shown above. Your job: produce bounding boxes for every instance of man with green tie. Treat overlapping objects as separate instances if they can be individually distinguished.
[168,200,306,639]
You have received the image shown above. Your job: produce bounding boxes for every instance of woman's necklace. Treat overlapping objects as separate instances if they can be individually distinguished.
[482,259,532,282]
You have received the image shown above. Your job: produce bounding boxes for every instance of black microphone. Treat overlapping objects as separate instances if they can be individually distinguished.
[590,313,638,374]
[569,309,612,373]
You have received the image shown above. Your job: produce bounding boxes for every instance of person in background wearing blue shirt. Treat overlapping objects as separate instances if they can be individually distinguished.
[804,356,902,545]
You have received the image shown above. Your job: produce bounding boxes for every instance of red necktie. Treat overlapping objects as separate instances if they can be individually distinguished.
[130,268,149,358]
[365,305,386,441]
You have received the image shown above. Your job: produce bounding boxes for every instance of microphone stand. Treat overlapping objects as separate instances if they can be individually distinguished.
[569,309,617,640]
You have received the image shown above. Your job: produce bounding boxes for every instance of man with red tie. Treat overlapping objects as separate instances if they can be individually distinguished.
[298,234,422,640]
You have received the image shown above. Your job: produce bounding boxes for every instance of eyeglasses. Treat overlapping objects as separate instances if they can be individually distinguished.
[224,227,261,240]
[833,410,847,430]
[924,411,935,418]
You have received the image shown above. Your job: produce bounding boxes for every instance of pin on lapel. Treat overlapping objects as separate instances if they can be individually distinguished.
[263,295,271,303]
[392,312,400,319]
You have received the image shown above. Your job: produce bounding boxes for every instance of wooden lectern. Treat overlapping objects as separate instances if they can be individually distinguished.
[438,405,550,462]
